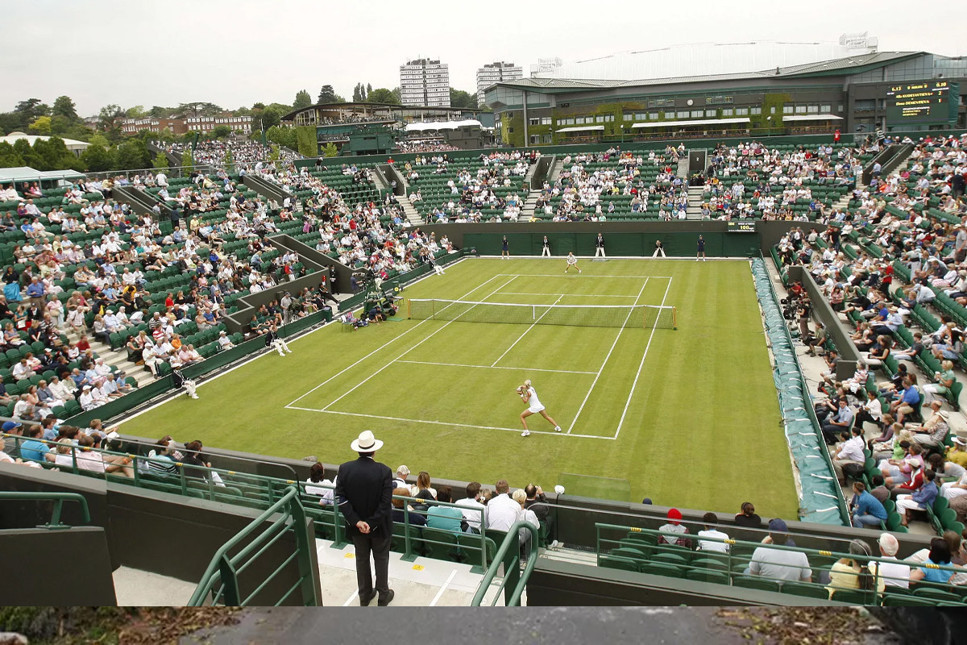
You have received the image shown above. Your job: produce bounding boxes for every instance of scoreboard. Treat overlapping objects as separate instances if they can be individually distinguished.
[726,220,756,233]
[885,80,958,125]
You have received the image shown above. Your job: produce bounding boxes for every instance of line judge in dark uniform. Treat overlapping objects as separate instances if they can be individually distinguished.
[335,430,395,606]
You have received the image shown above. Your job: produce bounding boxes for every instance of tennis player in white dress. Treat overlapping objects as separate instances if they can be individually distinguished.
[518,379,562,437]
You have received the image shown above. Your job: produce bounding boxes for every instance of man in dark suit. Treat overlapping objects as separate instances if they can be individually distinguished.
[335,430,395,606]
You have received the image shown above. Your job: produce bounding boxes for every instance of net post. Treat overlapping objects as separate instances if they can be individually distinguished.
[673,306,677,330]
[406,298,410,320]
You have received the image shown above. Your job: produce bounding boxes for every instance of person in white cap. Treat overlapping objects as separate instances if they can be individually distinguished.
[335,431,395,607]
[392,465,410,490]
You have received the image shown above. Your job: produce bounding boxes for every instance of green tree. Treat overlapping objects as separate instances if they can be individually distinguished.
[224,148,235,172]
[52,95,79,122]
[80,143,114,172]
[367,88,400,105]
[449,88,478,109]
[322,142,338,157]
[353,83,365,102]
[115,139,151,170]
[125,105,147,118]
[98,104,125,139]
[317,85,338,104]
[178,102,223,117]
[293,90,313,109]
[148,105,170,118]
[14,99,49,129]
[0,141,25,168]
[28,115,52,134]
[32,136,77,170]
[13,138,44,168]
[212,124,232,139]
[267,145,280,162]
[181,148,193,171]
[294,126,318,157]
[152,151,169,169]
[257,106,282,131]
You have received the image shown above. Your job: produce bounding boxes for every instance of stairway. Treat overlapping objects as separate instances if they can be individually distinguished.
[63,327,157,389]
[686,185,705,220]
[521,192,541,220]
[399,198,424,226]
[546,158,564,184]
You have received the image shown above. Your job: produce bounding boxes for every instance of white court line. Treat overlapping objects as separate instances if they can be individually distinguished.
[286,407,616,440]
[342,590,359,607]
[614,276,674,440]
[396,359,597,376]
[285,272,504,409]
[490,294,563,367]
[430,569,458,607]
[501,273,673,279]
[567,278,652,434]
[320,276,518,412]
[498,292,641,299]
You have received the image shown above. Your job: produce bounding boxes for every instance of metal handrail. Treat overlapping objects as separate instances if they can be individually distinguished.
[0,491,90,529]
[3,433,498,569]
[595,522,966,604]
[472,520,539,607]
[188,486,317,607]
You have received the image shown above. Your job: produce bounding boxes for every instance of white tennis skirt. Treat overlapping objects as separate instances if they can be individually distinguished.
[528,404,545,414]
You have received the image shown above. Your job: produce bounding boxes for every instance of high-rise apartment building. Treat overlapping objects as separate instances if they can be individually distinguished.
[400,58,451,107]
[476,61,523,105]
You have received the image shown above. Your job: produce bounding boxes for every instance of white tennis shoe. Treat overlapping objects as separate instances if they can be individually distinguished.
[521,430,531,437]
[554,426,562,432]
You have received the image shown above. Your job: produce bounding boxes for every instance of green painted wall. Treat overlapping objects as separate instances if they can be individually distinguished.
[463,231,760,258]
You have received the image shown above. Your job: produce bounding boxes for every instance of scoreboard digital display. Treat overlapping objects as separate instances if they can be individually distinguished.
[727,220,756,233]
[885,80,958,125]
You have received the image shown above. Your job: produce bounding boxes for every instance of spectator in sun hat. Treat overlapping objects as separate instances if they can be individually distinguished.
[657,508,691,547]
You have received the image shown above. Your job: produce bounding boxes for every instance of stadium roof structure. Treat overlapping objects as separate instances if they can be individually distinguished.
[0,166,85,183]
[0,131,90,153]
[405,119,482,132]
[491,51,925,94]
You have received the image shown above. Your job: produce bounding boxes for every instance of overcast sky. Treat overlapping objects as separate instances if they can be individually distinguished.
[2,0,964,116]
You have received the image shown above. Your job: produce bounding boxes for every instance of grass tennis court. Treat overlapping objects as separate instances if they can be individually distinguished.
[123,257,799,519]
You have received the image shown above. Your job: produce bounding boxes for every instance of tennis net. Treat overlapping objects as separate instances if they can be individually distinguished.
[406,298,676,329]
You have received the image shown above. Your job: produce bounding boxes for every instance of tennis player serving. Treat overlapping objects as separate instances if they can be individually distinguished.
[517,379,562,437]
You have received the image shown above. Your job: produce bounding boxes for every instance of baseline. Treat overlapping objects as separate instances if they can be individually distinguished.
[285,406,616,441]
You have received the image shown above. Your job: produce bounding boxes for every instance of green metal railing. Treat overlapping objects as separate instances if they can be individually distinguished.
[0,491,90,530]
[472,521,539,607]
[595,522,967,606]
[188,486,318,607]
[4,433,496,572]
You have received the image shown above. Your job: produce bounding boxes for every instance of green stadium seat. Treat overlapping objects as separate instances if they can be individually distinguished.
[641,562,683,578]
[781,581,829,600]
[829,588,874,604]
[685,569,730,585]
[732,576,780,592]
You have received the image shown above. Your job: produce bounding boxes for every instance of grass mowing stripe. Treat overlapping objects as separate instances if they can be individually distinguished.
[490,294,564,367]
[323,276,518,412]
[286,271,503,409]
[567,278,649,434]
[396,359,597,375]
[614,275,673,439]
